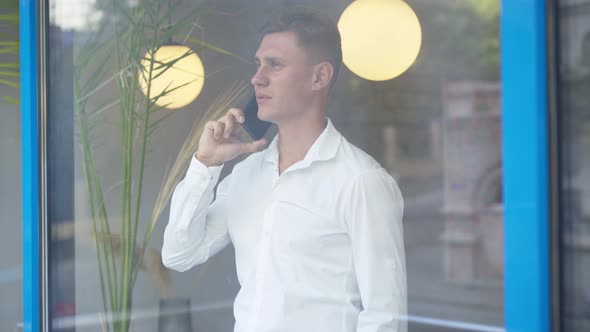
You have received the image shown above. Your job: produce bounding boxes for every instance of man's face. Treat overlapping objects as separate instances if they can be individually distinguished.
[251,31,315,124]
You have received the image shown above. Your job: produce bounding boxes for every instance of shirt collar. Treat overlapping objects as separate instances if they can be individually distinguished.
[263,118,341,168]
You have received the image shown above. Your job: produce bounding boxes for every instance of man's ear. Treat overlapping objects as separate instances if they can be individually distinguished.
[312,62,334,91]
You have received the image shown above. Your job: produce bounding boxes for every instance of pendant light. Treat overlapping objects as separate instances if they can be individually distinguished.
[338,0,422,81]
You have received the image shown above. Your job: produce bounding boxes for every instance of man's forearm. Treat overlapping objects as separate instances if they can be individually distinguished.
[161,156,226,271]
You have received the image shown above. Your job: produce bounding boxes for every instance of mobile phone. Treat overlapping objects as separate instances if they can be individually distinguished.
[241,94,272,141]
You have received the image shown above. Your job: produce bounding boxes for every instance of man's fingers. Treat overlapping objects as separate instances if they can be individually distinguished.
[205,121,225,140]
[227,108,245,124]
[240,139,268,154]
[216,108,244,139]
[223,114,237,138]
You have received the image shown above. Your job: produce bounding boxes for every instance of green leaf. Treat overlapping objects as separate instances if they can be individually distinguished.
[0,14,18,24]
[0,46,18,54]
[155,8,204,46]
[0,79,18,88]
[147,109,178,135]
[3,96,19,104]
[186,37,235,57]
[0,70,19,77]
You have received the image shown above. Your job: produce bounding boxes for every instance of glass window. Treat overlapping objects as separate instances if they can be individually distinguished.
[0,1,23,330]
[45,0,503,331]
[557,0,590,331]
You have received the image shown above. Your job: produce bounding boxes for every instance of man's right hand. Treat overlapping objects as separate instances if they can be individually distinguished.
[196,108,268,167]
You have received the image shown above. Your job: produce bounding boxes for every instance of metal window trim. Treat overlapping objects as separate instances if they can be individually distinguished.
[545,0,562,331]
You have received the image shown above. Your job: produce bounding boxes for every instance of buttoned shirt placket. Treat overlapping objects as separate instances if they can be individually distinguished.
[248,160,281,331]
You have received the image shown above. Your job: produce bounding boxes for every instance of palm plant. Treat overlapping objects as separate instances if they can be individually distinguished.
[73,0,247,331]
[0,4,19,105]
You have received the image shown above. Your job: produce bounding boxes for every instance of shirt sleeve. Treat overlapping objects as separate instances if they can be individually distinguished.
[161,155,232,272]
[343,168,407,332]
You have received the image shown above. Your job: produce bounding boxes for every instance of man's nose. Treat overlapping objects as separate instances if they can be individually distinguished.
[251,67,268,86]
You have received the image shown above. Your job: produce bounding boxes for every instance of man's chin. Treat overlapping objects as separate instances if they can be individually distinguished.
[257,108,277,123]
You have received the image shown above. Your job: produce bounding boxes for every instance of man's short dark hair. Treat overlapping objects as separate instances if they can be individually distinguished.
[260,8,342,87]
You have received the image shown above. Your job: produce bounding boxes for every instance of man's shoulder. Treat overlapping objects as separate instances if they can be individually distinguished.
[331,138,403,215]
[332,136,384,177]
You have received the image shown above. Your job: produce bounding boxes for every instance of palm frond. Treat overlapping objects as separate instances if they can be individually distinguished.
[0,79,18,88]
[186,36,237,58]
[3,95,18,104]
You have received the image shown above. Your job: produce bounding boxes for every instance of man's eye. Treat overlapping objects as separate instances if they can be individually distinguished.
[271,62,282,70]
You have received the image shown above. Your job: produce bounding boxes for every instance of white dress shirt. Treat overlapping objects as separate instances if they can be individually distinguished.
[162,119,407,332]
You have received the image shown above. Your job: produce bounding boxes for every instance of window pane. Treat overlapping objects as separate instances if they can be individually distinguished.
[46,1,503,331]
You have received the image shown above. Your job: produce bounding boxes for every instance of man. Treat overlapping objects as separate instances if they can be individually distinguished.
[162,8,406,332]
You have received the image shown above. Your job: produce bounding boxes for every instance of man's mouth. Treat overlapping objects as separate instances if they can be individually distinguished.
[256,94,271,103]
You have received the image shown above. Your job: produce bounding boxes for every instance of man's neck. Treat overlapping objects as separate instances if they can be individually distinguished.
[277,112,327,175]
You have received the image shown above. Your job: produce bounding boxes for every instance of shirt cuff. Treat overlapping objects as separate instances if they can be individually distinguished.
[184,155,223,190]
[173,156,224,240]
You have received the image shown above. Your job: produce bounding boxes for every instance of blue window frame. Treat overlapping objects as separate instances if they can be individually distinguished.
[20,0,40,331]
[501,0,550,331]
